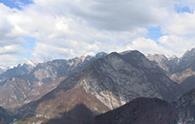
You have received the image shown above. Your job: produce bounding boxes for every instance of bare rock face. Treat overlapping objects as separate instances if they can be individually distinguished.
[82,51,177,109]
[170,68,195,84]
[94,97,178,124]
[147,54,170,72]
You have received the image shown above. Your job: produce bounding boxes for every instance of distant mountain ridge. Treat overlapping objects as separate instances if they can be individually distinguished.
[1,48,195,124]
[148,48,195,98]
[148,48,195,79]
[0,54,105,110]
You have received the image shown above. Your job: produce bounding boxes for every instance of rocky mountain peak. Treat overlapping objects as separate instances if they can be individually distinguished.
[120,50,143,58]
[78,50,177,108]
[183,48,195,58]
[146,48,195,75]
[147,54,168,63]
[95,52,107,59]
[177,48,195,72]
[147,54,171,72]
[120,50,158,70]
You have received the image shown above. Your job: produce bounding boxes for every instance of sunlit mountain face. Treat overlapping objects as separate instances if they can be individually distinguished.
[1,0,195,124]
[0,49,193,124]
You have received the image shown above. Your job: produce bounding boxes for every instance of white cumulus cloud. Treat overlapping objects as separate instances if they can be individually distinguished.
[0,0,195,66]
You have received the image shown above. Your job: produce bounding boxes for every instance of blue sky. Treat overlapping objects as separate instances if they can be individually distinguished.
[147,26,163,41]
[1,0,163,42]
[0,0,36,61]
[22,36,36,49]
[22,36,37,58]
[0,0,32,9]
[176,6,192,13]
[147,4,193,41]
[0,0,195,66]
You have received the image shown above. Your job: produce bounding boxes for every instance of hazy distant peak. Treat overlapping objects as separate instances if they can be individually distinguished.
[24,60,38,67]
[120,50,143,56]
[95,52,107,58]
[147,54,168,61]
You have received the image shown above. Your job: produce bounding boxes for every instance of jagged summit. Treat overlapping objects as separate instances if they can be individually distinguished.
[183,48,195,57]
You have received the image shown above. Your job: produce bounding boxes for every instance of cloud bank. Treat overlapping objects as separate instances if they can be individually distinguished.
[0,0,195,66]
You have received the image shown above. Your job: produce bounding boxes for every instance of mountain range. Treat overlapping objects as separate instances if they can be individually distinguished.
[1,49,195,124]
[148,48,195,97]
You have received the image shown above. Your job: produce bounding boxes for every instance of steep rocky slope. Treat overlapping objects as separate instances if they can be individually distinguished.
[178,76,195,97]
[82,50,178,107]
[44,104,95,124]
[0,55,97,110]
[147,54,170,72]
[95,97,178,124]
[14,65,110,123]
[170,49,195,84]
[15,50,178,123]
[148,48,195,81]
[148,48,195,97]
